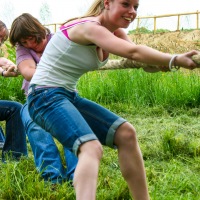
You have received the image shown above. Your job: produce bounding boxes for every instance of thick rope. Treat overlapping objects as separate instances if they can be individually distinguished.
[99,54,200,71]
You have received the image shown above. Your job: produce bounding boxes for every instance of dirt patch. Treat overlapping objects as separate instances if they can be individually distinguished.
[129,30,200,54]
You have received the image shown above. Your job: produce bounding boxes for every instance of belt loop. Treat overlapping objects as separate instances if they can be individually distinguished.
[28,84,36,95]
[32,84,36,91]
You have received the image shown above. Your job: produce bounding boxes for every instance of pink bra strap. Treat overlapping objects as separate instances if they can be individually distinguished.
[60,20,101,31]
[60,20,101,40]
[60,25,70,39]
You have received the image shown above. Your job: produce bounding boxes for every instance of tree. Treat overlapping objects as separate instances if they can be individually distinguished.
[0,0,16,27]
[39,1,52,25]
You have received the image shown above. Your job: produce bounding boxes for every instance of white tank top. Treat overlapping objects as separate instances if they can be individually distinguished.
[30,20,109,91]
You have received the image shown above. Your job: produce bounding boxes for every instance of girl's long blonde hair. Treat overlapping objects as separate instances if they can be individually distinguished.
[63,0,106,24]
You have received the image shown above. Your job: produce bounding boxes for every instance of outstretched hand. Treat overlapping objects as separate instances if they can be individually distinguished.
[0,57,20,77]
[2,65,20,77]
[192,53,200,65]
[176,50,200,70]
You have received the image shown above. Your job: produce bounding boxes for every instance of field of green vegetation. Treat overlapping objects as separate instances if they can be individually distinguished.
[0,36,200,199]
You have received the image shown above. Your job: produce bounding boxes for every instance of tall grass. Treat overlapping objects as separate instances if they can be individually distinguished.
[78,68,200,109]
[0,76,25,103]
[2,68,199,108]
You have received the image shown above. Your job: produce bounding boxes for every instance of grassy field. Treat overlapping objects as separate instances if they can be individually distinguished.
[0,32,200,199]
[0,68,200,200]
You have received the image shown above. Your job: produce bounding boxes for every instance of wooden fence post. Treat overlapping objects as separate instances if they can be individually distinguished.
[177,14,180,31]
[153,17,156,33]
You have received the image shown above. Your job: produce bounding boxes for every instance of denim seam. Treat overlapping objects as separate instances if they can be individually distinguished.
[73,134,98,156]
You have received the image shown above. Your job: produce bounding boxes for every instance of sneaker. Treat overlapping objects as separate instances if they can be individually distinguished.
[0,142,4,150]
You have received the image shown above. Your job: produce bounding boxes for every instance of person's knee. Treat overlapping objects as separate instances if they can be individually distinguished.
[115,122,137,146]
[78,140,103,160]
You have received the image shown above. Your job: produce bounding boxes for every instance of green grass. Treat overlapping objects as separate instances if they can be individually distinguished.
[0,45,200,199]
[0,76,25,103]
[0,106,200,199]
[78,69,200,108]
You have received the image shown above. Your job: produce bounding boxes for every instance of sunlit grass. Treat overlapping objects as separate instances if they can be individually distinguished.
[0,34,200,199]
[78,68,200,108]
[1,107,200,199]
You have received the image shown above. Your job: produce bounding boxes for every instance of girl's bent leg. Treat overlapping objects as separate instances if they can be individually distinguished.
[114,122,150,200]
[74,140,103,200]
[0,100,27,160]
[21,103,71,183]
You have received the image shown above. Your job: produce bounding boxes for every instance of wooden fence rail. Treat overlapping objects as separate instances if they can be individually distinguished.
[136,10,199,32]
[43,10,200,33]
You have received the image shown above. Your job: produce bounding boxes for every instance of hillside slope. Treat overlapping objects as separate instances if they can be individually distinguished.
[129,30,200,54]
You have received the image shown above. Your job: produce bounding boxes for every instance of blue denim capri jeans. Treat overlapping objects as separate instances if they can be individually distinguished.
[27,85,127,156]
